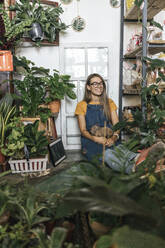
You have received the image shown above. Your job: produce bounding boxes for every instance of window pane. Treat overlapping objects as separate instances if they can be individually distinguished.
[87,48,108,77]
[65,81,77,114]
[66,117,80,135]
[78,80,85,101]
[65,48,85,78]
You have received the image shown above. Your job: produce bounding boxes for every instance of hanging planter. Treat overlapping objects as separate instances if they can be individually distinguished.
[29,23,44,42]
[72,0,86,32]
[72,16,86,32]
[0,50,13,71]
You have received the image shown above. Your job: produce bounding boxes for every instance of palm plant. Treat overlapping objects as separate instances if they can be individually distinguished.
[0,99,16,148]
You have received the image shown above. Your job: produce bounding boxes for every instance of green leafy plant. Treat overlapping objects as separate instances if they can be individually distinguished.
[11,56,51,123]
[0,4,33,49]
[24,120,48,158]
[1,119,48,159]
[45,70,77,103]
[9,0,69,44]
[114,57,165,148]
[1,117,27,159]
[0,97,16,148]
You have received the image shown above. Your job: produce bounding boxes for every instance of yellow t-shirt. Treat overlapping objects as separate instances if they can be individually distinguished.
[75,98,117,116]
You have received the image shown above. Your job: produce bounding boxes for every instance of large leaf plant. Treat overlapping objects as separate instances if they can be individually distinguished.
[11,56,51,123]
[9,0,69,44]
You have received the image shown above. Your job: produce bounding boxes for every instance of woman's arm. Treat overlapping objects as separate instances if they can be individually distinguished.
[106,110,120,147]
[111,110,119,125]
[77,115,107,145]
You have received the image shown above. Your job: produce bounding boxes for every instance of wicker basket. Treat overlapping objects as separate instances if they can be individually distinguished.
[9,155,48,174]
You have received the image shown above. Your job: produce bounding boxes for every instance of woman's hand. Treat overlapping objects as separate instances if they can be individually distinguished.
[93,136,107,145]
[105,135,118,147]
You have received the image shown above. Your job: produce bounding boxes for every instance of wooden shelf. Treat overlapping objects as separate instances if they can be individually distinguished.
[125,0,165,20]
[22,37,59,46]
[148,40,165,54]
[124,41,165,58]
[123,89,141,95]
[124,46,142,58]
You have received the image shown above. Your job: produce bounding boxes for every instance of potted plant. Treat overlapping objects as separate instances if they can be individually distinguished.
[1,116,27,160]
[9,0,69,44]
[2,120,49,173]
[0,4,33,50]
[45,70,77,114]
[11,56,51,123]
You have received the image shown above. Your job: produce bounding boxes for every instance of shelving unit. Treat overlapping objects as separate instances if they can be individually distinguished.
[119,0,165,122]
[125,0,165,20]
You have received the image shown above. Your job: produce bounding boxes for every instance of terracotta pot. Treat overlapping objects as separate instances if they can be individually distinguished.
[48,100,61,114]
[0,50,13,71]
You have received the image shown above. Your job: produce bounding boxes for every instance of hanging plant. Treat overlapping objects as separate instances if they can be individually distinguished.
[71,0,85,32]
[8,0,69,44]
[72,16,85,32]
[109,0,121,8]
[0,4,32,50]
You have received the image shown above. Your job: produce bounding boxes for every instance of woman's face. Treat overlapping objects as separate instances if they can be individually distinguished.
[87,76,104,96]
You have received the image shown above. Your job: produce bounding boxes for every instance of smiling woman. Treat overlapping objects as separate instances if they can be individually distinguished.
[75,73,120,161]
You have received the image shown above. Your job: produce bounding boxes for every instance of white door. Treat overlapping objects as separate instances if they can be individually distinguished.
[60,43,110,150]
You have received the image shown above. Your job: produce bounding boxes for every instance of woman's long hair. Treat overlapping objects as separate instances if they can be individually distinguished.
[83,73,111,121]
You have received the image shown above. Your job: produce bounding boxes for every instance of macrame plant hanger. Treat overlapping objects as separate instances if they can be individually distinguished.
[72,0,86,32]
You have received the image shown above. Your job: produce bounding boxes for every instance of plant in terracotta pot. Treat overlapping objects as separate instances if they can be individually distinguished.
[11,57,51,123]
[45,70,77,114]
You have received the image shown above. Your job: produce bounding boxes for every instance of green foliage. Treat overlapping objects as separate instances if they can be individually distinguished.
[12,56,76,121]
[134,0,144,8]
[9,0,69,44]
[96,226,165,248]
[0,99,16,147]
[11,56,51,123]
[24,120,48,158]
[1,119,48,159]
[150,20,163,31]
[1,117,26,159]
[32,227,68,248]
[45,70,77,102]
[0,4,33,49]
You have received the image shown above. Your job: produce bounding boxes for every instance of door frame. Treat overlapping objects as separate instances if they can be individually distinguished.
[59,42,111,150]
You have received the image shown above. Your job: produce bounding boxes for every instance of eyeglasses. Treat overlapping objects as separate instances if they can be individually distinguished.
[90,81,104,87]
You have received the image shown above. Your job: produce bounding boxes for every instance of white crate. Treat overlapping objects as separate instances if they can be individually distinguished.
[9,155,48,173]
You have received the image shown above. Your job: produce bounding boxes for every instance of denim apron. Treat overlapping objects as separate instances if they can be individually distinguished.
[81,104,112,160]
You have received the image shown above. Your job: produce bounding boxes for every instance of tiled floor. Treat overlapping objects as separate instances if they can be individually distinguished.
[51,149,85,173]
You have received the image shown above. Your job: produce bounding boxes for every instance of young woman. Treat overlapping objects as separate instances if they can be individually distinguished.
[75,73,120,161]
